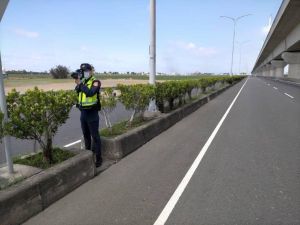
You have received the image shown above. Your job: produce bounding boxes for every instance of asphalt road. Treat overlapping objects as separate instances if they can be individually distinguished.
[0,102,132,164]
[24,77,300,225]
[259,77,300,105]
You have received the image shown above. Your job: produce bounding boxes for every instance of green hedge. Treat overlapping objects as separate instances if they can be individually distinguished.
[116,75,245,116]
[154,76,245,112]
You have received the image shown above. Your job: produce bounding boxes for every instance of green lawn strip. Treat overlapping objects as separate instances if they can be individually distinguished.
[13,148,76,169]
[100,118,149,138]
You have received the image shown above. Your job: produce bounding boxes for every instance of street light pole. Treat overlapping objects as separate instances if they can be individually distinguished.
[149,0,156,85]
[220,14,251,76]
[148,0,157,111]
[231,20,236,76]
[238,40,250,74]
[0,0,14,174]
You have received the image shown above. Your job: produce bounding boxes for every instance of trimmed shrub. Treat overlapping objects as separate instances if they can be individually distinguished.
[100,87,117,130]
[118,84,155,125]
[5,88,77,164]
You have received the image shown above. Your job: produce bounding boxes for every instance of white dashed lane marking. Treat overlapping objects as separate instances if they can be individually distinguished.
[64,140,81,148]
[284,93,294,99]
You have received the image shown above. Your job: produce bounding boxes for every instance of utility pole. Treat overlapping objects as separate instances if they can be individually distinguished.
[238,40,250,74]
[220,14,251,76]
[0,0,14,174]
[148,0,157,112]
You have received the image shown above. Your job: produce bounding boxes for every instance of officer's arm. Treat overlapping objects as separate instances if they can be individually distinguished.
[75,84,81,93]
[79,83,100,97]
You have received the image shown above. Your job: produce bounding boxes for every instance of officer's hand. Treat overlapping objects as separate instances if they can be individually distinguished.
[75,79,81,85]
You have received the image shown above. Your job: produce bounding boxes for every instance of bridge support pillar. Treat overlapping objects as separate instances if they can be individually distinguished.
[264,65,272,77]
[258,69,263,77]
[262,66,269,77]
[270,66,275,77]
[282,52,300,79]
[271,60,286,78]
[267,64,273,77]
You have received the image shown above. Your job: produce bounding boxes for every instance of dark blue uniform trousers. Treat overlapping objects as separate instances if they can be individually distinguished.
[80,109,102,162]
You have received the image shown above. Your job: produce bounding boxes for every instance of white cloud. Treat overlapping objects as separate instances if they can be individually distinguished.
[261,17,272,36]
[261,24,271,35]
[186,42,196,49]
[13,28,39,38]
[80,45,89,52]
[2,52,50,71]
[159,41,219,74]
[174,41,217,56]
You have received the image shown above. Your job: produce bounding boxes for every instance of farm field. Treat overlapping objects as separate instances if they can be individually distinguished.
[4,77,152,93]
[3,74,215,93]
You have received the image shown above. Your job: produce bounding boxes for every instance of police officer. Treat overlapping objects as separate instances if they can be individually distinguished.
[75,63,102,167]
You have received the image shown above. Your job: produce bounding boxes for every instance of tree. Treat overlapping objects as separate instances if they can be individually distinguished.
[100,88,117,131]
[50,65,69,79]
[5,88,77,164]
[162,81,183,110]
[117,84,155,125]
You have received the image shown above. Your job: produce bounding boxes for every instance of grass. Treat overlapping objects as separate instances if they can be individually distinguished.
[13,148,76,169]
[4,74,225,90]
[100,117,149,138]
[95,74,217,80]
[4,73,217,82]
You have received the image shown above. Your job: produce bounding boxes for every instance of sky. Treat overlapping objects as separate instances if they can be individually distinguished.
[0,0,282,74]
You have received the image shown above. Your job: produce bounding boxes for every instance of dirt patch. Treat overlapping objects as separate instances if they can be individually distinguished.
[5,79,151,93]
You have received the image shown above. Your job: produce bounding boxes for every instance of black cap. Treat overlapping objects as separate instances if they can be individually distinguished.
[80,63,92,71]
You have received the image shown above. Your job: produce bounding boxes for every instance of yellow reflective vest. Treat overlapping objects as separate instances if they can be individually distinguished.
[78,77,98,109]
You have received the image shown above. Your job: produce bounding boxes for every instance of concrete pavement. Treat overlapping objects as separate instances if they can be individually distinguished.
[259,77,300,104]
[23,77,300,224]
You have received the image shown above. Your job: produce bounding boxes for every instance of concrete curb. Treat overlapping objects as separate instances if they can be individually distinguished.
[101,80,241,160]
[0,150,95,225]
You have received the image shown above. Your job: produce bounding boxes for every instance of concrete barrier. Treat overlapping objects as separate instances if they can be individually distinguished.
[101,80,242,161]
[0,150,95,225]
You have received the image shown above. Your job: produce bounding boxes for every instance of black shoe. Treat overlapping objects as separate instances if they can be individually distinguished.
[95,159,102,168]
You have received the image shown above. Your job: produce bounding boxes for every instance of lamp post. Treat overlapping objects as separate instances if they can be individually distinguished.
[0,0,14,174]
[237,40,250,74]
[148,0,157,111]
[220,14,251,76]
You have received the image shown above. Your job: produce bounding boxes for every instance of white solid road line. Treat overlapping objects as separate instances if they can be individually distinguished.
[273,87,278,90]
[64,140,81,148]
[153,78,249,225]
[284,93,294,99]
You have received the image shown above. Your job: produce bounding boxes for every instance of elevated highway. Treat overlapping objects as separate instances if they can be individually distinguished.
[252,0,300,79]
